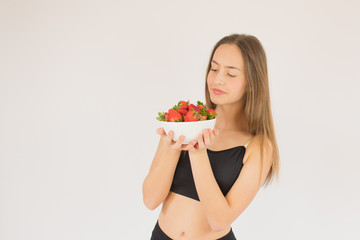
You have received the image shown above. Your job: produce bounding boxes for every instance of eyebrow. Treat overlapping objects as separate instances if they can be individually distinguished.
[211,60,241,72]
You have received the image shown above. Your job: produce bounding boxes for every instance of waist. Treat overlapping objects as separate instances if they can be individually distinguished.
[158,192,232,239]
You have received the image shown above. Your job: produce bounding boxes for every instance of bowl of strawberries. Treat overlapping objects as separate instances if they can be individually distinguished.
[156,100,217,144]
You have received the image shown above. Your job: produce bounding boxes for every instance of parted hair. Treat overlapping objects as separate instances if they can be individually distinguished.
[205,33,280,187]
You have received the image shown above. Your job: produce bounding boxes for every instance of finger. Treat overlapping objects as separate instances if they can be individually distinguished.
[186,140,197,151]
[213,128,219,136]
[209,128,215,140]
[197,133,205,149]
[202,129,211,145]
[162,130,173,146]
[156,128,165,136]
[209,128,216,146]
[189,141,196,151]
[174,135,185,148]
[167,130,174,141]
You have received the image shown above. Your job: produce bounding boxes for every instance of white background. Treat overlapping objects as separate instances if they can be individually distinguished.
[1,0,360,239]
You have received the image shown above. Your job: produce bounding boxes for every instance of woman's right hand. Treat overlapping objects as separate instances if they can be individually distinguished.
[156,128,197,151]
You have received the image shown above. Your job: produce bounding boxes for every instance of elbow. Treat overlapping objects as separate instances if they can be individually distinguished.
[208,219,229,232]
[210,224,228,233]
[208,212,232,232]
[142,180,166,210]
[142,186,161,210]
[143,197,160,210]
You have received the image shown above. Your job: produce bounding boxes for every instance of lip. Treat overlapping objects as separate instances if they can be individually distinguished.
[213,88,226,95]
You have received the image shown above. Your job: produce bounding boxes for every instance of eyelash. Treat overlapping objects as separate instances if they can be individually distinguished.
[210,69,236,77]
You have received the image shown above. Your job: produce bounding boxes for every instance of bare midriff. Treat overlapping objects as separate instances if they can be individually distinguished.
[158,192,232,240]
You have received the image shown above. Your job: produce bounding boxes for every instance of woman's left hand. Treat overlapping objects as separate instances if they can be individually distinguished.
[188,128,219,153]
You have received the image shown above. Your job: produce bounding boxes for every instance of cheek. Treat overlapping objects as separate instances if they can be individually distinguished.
[232,80,246,97]
[206,74,213,86]
[234,80,243,89]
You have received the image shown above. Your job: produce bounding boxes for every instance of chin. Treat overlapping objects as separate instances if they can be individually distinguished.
[210,96,225,105]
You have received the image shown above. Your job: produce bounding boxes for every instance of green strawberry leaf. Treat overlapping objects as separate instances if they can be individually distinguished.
[200,108,207,116]
[156,112,166,121]
[197,101,204,106]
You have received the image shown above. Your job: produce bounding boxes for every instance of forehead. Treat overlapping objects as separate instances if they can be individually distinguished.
[212,44,244,68]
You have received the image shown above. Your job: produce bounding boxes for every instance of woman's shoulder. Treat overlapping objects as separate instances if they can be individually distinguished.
[247,134,272,147]
[243,134,273,164]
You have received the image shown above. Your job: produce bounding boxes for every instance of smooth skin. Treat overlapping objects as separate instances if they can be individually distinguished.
[143,44,274,240]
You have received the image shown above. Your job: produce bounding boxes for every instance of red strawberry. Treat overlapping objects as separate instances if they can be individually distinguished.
[184,109,200,122]
[199,115,207,121]
[178,100,189,110]
[167,109,182,122]
[176,108,188,116]
[189,104,200,113]
[206,109,217,119]
[197,101,205,110]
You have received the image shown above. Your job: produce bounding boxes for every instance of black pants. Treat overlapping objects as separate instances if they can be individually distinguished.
[151,221,236,240]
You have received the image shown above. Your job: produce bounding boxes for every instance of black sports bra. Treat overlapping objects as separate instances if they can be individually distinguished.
[170,142,250,201]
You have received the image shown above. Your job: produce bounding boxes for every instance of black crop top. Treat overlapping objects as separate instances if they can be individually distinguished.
[170,146,246,201]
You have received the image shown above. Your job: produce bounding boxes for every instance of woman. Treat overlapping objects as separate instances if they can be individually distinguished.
[142,33,280,240]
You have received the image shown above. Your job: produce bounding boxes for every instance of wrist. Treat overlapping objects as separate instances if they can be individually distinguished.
[160,138,182,154]
[189,149,207,158]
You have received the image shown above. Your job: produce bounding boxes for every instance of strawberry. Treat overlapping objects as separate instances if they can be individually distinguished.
[184,109,200,122]
[178,100,189,110]
[156,100,216,122]
[189,104,200,113]
[199,115,207,121]
[206,109,217,119]
[176,108,188,116]
[197,101,205,110]
[167,109,182,122]
[171,102,188,118]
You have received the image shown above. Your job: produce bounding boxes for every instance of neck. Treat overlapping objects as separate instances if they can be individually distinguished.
[214,102,248,133]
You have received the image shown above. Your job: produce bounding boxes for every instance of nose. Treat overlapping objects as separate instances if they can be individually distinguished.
[214,73,224,85]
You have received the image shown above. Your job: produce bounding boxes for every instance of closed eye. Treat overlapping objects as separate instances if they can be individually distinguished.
[210,68,236,77]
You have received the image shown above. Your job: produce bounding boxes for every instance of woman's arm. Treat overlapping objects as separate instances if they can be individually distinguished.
[189,136,274,231]
[142,136,181,210]
[142,128,196,210]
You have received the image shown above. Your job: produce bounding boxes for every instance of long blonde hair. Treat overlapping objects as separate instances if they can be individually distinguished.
[205,33,280,188]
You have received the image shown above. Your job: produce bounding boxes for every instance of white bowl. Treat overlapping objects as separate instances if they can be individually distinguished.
[159,118,217,144]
